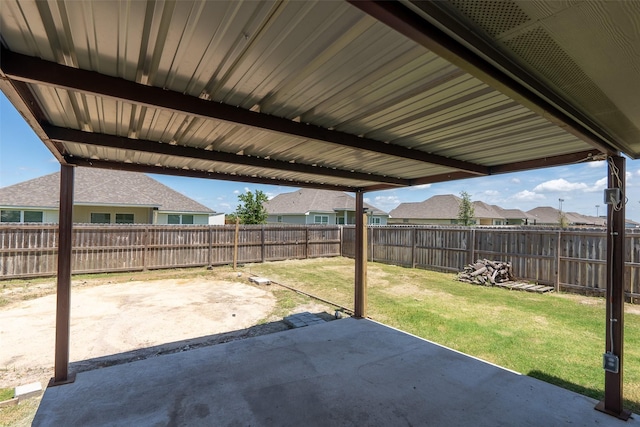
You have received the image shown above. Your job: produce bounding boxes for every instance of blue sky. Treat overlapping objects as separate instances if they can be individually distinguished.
[2,93,639,221]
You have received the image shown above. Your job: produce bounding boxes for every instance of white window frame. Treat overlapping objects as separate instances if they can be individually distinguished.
[90,212,111,224]
[168,214,194,225]
[115,213,135,224]
[0,210,45,223]
[314,215,329,224]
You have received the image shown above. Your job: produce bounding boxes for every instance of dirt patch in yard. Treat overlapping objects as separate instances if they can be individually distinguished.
[0,277,276,388]
[0,267,336,426]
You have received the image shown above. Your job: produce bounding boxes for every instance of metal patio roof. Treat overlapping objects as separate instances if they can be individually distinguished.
[1,0,639,192]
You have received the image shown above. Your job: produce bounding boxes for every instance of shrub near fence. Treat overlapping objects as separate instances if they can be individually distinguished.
[0,224,341,279]
[342,226,640,299]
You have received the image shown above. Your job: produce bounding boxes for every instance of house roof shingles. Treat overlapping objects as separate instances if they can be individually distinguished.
[0,168,214,213]
[389,194,464,220]
[264,189,387,216]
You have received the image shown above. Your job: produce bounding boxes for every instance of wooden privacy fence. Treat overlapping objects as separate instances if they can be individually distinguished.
[3,223,640,298]
[0,224,341,279]
[342,226,640,299]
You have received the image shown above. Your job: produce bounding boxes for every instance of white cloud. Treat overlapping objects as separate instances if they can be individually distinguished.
[219,203,231,209]
[409,184,431,190]
[373,195,400,210]
[374,195,400,204]
[233,190,240,194]
[244,187,250,193]
[513,190,544,201]
[511,178,521,184]
[587,160,606,168]
[584,177,607,193]
[363,197,371,203]
[533,178,588,192]
[482,190,499,197]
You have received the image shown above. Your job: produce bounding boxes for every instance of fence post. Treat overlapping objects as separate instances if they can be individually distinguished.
[555,230,561,292]
[143,226,149,271]
[411,227,417,268]
[261,225,265,263]
[233,218,240,270]
[305,226,309,259]
[208,226,213,266]
[468,228,476,266]
[369,227,373,262]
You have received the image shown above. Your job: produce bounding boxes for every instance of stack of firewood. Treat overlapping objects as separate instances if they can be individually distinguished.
[458,259,514,286]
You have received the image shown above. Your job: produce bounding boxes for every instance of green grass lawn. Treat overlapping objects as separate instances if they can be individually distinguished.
[249,257,640,414]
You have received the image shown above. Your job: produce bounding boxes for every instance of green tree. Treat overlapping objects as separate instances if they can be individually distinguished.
[235,190,268,224]
[558,212,568,229]
[458,191,475,226]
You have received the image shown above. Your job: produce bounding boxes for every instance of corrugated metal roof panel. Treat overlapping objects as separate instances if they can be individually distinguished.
[1,0,627,191]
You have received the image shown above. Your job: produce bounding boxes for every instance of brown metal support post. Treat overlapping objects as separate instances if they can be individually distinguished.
[51,164,75,386]
[596,155,630,420]
[354,191,367,318]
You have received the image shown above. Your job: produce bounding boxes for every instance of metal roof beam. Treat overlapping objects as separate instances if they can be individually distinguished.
[44,125,410,187]
[64,158,358,193]
[489,150,600,174]
[1,48,488,176]
[349,0,618,157]
[363,150,601,192]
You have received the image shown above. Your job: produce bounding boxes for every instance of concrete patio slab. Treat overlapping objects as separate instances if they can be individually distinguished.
[33,318,636,426]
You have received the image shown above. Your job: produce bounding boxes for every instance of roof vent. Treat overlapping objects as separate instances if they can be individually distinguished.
[449,0,530,37]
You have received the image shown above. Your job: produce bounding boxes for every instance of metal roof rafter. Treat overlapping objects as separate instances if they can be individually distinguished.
[64,158,358,193]
[0,48,489,176]
[43,125,411,187]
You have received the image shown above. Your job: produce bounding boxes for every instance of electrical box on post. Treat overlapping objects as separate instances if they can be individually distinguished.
[604,188,621,205]
[603,352,619,373]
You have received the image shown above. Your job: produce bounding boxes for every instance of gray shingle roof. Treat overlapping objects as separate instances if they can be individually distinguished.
[490,205,535,220]
[264,189,387,216]
[526,207,605,226]
[0,168,214,213]
[389,194,462,219]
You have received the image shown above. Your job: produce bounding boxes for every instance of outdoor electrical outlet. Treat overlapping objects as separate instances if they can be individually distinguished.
[603,352,619,373]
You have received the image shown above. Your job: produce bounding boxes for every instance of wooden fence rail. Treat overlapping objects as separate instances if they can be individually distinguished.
[3,223,640,299]
[0,224,341,279]
[342,226,640,299]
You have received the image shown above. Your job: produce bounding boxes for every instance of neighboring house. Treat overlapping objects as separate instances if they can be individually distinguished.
[264,189,388,225]
[490,206,536,226]
[389,194,508,225]
[526,207,606,226]
[389,195,463,225]
[0,168,216,224]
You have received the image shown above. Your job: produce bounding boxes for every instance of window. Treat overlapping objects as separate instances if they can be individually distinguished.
[1,210,20,222]
[91,213,111,224]
[403,219,409,223]
[24,211,43,223]
[116,213,134,224]
[168,214,193,224]
[369,217,381,225]
[337,217,345,225]
[277,216,283,223]
[314,215,329,224]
